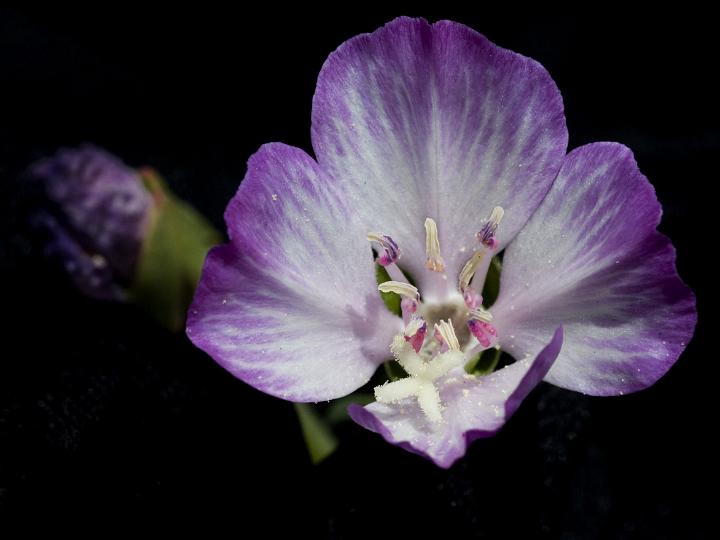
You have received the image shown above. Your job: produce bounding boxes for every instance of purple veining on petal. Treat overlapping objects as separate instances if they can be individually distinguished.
[492,143,696,395]
[184,16,696,466]
[29,144,152,299]
[187,143,402,402]
[311,17,568,297]
[350,327,563,468]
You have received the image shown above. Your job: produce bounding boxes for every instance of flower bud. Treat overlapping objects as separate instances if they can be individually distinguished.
[29,144,153,300]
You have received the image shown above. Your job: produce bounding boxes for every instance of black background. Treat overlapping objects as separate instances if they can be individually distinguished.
[0,7,716,538]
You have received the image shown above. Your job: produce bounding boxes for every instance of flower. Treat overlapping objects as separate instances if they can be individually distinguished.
[29,144,153,300]
[186,18,696,467]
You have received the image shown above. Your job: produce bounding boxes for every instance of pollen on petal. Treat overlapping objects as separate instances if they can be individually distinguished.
[424,218,446,272]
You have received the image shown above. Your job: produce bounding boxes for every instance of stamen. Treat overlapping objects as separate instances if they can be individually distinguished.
[424,218,445,272]
[469,307,493,322]
[434,319,460,351]
[404,317,427,353]
[463,287,482,309]
[370,213,508,424]
[378,280,419,300]
[468,309,498,349]
[477,206,505,248]
[367,232,401,266]
[400,297,418,324]
[458,250,485,292]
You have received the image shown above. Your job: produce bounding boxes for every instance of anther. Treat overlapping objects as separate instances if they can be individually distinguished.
[378,280,419,300]
[404,317,427,353]
[469,307,493,322]
[434,319,461,351]
[467,308,498,349]
[458,250,485,292]
[424,218,445,272]
[477,206,505,249]
[367,232,400,266]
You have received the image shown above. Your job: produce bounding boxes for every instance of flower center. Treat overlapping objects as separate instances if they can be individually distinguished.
[367,208,505,423]
[419,296,471,349]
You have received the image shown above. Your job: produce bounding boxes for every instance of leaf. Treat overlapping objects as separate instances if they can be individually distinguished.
[294,403,339,465]
[128,169,222,331]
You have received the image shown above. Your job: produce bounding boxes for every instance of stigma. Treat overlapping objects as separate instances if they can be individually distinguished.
[375,319,465,423]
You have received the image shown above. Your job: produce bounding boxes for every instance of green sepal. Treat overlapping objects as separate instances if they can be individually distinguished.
[465,346,502,375]
[294,403,339,465]
[294,392,373,464]
[128,168,222,332]
[325,393,374,426]
[481,255,502,307]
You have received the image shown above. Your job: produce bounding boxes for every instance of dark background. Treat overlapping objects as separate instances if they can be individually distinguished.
[0,7,716,537]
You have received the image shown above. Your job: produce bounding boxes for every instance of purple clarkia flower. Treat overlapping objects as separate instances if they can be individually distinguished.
[187,18,696,467]
[30,144,152,300]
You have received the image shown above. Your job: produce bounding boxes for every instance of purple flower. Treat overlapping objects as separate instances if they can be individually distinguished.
[30,145,152,300]
[187,18,696,467]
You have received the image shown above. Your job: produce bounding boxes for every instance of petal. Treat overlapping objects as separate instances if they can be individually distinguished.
[312,17,567,296]
[492,143,696,395]
[187,143,402,402]
[350,327,563,468]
